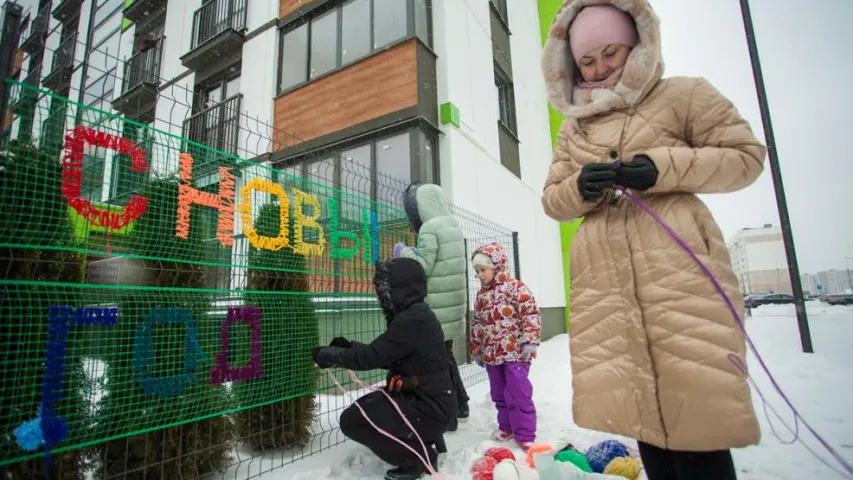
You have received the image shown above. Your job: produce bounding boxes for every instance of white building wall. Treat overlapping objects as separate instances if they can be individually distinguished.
[433,0,564,308]
[239,27,277,160]
[744,240,787,272]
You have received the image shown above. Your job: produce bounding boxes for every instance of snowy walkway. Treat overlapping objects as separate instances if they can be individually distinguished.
[258,304,853,479]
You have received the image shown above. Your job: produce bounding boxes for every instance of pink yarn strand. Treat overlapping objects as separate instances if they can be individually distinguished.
[323,369,448,479]
[619,187,853,478]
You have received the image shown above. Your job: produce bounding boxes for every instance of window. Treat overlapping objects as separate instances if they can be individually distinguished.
[109,122,150,202]
[373,0,407,49]
[310,9,339,79]
[340,143,372,220]
[341,0,370,64]
[83,69,117,105]
[375,132,411,206]
[495,65,519,177]
[495,67,517,134]
[93,0,123,27]
[278,0,431,94]
[87,29,121,74]
[278,127,436,294]
[280,23,308,91]
[279,127,435,207]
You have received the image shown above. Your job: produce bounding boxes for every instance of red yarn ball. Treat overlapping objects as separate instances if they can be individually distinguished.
[485,447,516,464]
[472,456,498,480]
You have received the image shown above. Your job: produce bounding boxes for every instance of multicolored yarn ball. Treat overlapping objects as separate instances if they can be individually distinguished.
[604,456,643,479]
[585,440,631,473]
[526,443,555,469]
[492,459,520,480]
[555,448,593,472]
[484,447,516,464]
[472,456,498,480]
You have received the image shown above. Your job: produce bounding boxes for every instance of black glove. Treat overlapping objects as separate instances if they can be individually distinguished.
[577,163,618,201]
[312,347,335,369]
[329,337,351,348]
[615,154,658,191]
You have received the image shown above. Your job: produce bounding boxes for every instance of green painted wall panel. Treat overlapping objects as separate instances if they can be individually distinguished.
[538,0,582,330]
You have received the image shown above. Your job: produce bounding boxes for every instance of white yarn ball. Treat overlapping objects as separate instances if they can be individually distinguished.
[492,459,520,480]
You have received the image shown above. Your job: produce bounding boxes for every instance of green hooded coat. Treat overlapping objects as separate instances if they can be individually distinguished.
[399,184,467,340]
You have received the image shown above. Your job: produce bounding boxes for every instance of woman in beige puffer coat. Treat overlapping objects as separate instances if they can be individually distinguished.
[541,1,764,478]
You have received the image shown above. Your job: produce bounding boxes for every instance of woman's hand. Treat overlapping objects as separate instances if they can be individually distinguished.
[312,347,335,369]
[615,155,658,191]
[577,163,617,200]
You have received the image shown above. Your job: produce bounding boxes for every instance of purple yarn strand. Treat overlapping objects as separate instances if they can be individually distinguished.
[619,187,853,478]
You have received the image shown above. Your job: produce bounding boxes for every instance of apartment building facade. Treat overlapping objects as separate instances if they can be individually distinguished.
[727,224,792,294]
[6,0,566,332]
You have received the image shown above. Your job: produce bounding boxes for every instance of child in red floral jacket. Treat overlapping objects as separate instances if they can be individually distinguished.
[471,243,541,451]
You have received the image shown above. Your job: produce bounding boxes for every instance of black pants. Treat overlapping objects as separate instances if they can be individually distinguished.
[446,340,469,407]
[339,391,444,469]
[638,441,737,480]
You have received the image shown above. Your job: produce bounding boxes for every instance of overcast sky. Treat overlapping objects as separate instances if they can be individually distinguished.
[648,0,852,274]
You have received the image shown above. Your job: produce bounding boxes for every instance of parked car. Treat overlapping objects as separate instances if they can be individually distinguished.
[745,293,794,308]
[743,293,767,308]
[825,294,853,306]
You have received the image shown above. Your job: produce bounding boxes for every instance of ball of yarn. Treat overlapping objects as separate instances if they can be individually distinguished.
[604,457,643,479]
[585,440,631,473]
[555,449,592,472]
[492,459,520,480]
[472,456,498,480]
[484,447,516,464]
[526,443,554,469]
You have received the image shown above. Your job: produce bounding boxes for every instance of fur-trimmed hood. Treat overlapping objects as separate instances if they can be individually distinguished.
[541,0,664,119]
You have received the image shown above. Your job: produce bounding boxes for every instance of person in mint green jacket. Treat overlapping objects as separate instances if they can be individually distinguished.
[393,182,469,427]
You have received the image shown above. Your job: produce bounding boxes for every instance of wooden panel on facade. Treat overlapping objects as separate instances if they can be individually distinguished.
[273,40,418,149]
[13,49,23,76]
[280,0,307,19]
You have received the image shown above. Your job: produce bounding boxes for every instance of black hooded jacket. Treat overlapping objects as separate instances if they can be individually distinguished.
[314,258,456,421]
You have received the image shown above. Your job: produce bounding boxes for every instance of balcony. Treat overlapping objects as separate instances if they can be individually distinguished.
[42,34,77,92]
[182,94,242,181]
[113,37,163,123]
[123,0,167,25]
[12,69,41,116]
[52,0,84,23]
[20,6,49,54]
[180,0,247,71]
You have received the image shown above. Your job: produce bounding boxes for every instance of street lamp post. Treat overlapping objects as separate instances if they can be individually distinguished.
[739,0,813,353]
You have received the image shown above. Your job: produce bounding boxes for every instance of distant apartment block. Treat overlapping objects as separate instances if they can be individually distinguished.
[727,224,792,294]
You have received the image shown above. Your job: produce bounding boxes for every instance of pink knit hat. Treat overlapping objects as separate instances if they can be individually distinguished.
[569,5,638,60]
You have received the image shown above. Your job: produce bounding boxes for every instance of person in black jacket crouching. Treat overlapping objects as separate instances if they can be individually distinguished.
[312,257,458,480]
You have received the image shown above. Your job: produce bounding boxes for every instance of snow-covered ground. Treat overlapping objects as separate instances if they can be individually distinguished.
[255,303,853,480]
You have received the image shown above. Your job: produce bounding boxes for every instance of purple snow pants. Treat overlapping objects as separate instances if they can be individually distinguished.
[486,362,536,442]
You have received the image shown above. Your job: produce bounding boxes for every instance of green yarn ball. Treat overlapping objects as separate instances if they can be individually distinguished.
[555,449,593,472]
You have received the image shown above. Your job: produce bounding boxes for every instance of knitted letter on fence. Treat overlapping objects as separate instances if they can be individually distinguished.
[15,306,117,459]
[328,198,360,260]
[239,177,290,251]
[62,126,148,230]
[292,188,325,257]
[362,207,380,264]
[132,308,208,400]
[211,306,263,384]
[175,153,236,247]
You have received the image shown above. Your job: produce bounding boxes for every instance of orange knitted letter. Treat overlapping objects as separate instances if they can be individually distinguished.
[175,153,235,247]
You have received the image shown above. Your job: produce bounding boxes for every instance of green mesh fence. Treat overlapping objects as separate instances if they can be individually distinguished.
[0,80,413,471]
[2,78,518,479]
